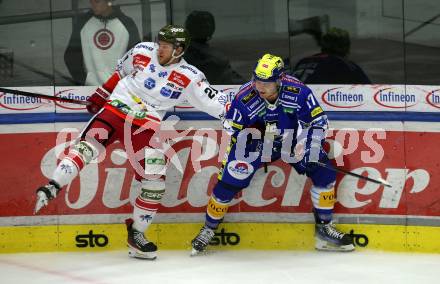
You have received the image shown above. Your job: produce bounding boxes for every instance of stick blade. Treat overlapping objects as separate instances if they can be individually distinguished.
[377,177,391,187]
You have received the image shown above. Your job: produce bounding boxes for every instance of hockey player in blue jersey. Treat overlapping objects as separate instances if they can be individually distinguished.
[191,54,354,255]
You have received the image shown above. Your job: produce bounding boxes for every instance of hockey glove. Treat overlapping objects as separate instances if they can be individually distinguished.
[86,87,110,114]
[34,181,61,214]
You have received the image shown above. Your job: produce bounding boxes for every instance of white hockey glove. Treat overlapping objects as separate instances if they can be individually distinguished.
[34,182,61,214]
[222,119,234,136]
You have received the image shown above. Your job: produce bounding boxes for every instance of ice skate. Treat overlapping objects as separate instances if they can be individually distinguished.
[315,222,354,252]
[34,180,61,214]
[191,225,215,256]
[126,218,157,260]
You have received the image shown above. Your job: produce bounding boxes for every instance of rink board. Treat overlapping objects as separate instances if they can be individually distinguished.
[1,223,440,254]
[1,84,440,255]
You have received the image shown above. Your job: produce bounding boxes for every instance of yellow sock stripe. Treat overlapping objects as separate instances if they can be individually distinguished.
[207,196,229,220]
[311,187,335,209]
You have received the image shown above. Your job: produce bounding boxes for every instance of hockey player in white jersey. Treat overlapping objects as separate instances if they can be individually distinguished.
[34,24,230,260]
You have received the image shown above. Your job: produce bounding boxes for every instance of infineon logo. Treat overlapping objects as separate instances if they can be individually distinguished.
[0,92,44,110]
[373,87,417,108]
[321,87,364,108]
[55,89,89,110]
[426,89,440,109]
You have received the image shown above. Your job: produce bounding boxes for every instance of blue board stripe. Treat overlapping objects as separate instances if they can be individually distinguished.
[0,111,439,124]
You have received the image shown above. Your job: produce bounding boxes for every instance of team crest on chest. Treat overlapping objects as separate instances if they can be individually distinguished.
[93,28,115,50]
[144,78,156,89]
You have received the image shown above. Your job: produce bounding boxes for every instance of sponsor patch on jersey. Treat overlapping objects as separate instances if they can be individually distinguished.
[311,106,323,117]
[247,99,262,111]
[227,160,254,180]
[283,86,301,94]
[257,109,266,117]
[149,64,156,73]
[168,71,191,88]
[144,78,156,90]
[283,107,295,114]
[281,93,298,102]
[160,87,181,99]
[170,91,182,99]
[160,87,172,97]
[133,54,151,68]
[264,120,280,140]
[159,71,168,78]
[240,90,257,104]
[166,82,183,91]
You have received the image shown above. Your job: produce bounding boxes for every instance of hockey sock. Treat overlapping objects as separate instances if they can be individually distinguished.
[52,140,98,187]
[206,195,230,229]
[52,158,79,188]
[311,184,335,223]
[205,181,241,229]
[132,179,165,232]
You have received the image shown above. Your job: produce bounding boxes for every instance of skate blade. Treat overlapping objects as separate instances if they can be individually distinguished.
[190,248,205,257]
[190,248,200,256]
[190,247,215,257]
[315,237,355,252]
[128,246,157,260]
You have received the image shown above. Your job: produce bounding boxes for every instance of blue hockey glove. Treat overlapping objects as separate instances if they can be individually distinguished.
[301,144,321,172]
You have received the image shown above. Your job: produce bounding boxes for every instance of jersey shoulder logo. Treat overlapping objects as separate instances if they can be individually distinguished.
[240,90,257,105]
[282,85,301,94]
[179,64,198,75]
[135,43,154,51]
[133,54,151,69]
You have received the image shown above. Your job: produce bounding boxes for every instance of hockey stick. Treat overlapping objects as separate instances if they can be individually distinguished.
[0,87,90,105]
[312,161,392,187]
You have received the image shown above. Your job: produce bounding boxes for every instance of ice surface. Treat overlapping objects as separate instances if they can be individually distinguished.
[1,250,439,284]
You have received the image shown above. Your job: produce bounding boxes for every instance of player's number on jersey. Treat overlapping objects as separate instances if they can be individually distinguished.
[306,93,317,109]
[204,87,218,99]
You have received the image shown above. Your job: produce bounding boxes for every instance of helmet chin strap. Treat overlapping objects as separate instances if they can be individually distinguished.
[163,49,185,66]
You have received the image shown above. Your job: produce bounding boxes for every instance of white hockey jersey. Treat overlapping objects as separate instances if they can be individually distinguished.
[107,42,228,123]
